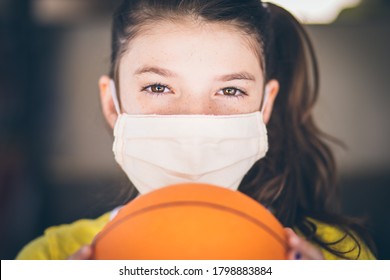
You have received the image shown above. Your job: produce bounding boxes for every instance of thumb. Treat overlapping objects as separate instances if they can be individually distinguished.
[68,246,92,260]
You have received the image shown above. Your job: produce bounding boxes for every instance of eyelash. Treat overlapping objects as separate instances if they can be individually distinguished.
[141,83,247,98]
[141,83,172,95]
[217,87,247,98]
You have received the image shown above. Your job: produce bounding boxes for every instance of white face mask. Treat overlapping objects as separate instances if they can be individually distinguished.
[110,80,269,194]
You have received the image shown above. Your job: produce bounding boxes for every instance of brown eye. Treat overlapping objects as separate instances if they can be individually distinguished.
[150,84,166,93]
[142,84,172,94]
[223,88,238,96]
[216,87,246,98]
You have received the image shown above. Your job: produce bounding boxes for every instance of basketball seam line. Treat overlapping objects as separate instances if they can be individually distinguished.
[93,201,286,251]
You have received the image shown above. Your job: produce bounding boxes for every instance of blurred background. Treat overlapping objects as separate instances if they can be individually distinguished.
[0,0,389,259]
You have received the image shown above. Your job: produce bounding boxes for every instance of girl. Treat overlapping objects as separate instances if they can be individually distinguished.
[17,0,375,260]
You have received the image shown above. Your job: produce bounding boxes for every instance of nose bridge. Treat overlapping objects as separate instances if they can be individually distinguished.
[178,88,213,115]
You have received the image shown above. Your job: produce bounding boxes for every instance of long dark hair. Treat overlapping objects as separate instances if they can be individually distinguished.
[109,0,376,259]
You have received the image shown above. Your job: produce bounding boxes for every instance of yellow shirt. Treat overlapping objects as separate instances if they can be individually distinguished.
[16,212,375,260]
[16,212,111,260]
[307,219,375,260]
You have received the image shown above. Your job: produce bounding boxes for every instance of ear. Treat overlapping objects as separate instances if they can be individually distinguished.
[262,79,279,124]
[99,75,118,129]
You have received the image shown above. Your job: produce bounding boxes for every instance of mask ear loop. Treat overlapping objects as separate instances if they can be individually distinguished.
[260,86,270,113]
[110,79,121,115]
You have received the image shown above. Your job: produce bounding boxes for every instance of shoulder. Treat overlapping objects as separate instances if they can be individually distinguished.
[16,212,111,260]
[308,218,376,260]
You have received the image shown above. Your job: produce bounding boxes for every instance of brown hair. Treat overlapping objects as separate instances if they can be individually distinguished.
[109,0,376,259]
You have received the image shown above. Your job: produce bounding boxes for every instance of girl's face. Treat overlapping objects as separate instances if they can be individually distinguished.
[120,20,268,115]
[99,20,279,126]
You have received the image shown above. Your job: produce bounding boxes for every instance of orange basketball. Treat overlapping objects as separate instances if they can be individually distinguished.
[92,183,287,259]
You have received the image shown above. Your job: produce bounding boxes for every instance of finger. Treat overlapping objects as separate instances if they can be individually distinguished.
[284,228,301,259]
[297,239,324,260]
[68,246,92,260]
[284,228,324,260]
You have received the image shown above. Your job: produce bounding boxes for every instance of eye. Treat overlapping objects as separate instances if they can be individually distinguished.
[142,83,172,94]
[217,87,246,97]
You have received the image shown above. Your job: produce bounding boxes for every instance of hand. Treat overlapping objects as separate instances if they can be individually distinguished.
[285,228,324,260]
[67,245,93,260]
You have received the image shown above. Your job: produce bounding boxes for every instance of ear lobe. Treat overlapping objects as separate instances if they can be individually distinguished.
[262,79,279,124]
[99,75,118,129]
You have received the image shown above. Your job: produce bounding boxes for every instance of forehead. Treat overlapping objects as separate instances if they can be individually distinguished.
[119,19,263,78]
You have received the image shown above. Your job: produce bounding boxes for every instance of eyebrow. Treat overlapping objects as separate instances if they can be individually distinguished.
[134,65,256,81]
[217,72,256,82]
[134,66,177,77]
